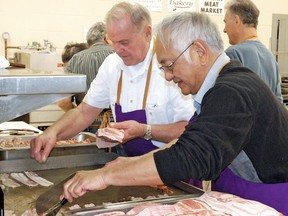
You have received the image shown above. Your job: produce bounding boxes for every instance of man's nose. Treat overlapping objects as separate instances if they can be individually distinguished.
[164,72,174,81]
[114,43,124,53]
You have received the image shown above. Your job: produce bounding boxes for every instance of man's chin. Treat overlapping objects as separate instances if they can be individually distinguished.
[179,88,190,96]
[177,83,189,95]
[181,90,190,95]
[121,57,138,66]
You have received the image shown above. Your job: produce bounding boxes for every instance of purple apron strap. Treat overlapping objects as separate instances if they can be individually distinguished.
[115,104,157,156]
[188,112,198,124]
[212,168,288,215]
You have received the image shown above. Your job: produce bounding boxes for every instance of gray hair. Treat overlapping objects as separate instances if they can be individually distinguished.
[105,1,151,32]
[86,22,106,46]
[225,0,259,28]
[155,12,223,60]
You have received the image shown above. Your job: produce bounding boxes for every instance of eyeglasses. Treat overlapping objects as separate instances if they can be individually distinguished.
[159,41,194,73]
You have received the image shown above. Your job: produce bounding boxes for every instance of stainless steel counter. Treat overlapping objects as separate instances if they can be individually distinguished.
[3,166,199,215]
[0,68,86,123]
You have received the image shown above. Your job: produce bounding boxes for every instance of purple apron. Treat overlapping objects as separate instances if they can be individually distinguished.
[212,168,288,215]
[114,46,157,157]
[187,113,288,214]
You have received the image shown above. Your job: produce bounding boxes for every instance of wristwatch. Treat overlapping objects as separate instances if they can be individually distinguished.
[143,124,152,140]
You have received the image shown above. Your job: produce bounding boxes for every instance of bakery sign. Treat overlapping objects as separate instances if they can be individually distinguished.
[198,0,224,15]
[168,0,196,12]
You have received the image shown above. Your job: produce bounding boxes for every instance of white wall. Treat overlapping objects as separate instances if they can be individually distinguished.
[0,0,287,60]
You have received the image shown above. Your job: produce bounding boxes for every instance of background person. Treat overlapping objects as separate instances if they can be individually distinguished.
[223,0,283,102]
[61,42,88,67]
[65,22,114,106]
[61,12,288,215]
[59,22,114,132]
[57,42,88,112]
[30,2,194,159]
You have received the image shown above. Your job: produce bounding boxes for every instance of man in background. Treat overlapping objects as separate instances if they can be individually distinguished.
[61,42,88,67]
[65,22,114,105]
[224,0,283,102]
[57,42,88,112]
[59,22,114,132]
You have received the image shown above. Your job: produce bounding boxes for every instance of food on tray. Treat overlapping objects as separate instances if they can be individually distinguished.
[92,191,282,215]
[95,211,126,216]
[68,204,81,210]
[96,127,125,148]
[0,173,20,188]
[10,173,38,187]
[152,185,174,195]
[84,203,95,208]
[20,208,38,216]
[0,136,92,149]
[24,171,53,187]
[55,138,92,145]
[0,137,29,148]
[2,172,53,188]
[126,203,164,215]
[97,127,124,142]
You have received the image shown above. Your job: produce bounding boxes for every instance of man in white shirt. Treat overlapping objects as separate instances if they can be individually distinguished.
[30,2,194,161]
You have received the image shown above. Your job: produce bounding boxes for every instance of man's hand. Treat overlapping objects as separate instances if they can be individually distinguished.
[60,154,162,202]
[109,120,146,143]
[61,169,108,202]
[30,131,57,163]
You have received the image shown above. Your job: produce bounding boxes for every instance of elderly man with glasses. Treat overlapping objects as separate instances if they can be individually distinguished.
[61,11,288,214]
[159,42,194,73]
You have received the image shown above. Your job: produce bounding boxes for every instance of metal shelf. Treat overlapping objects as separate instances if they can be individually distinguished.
[0,68,86,123]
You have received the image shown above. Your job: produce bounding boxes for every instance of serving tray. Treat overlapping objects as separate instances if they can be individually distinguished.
[0,132,96,151]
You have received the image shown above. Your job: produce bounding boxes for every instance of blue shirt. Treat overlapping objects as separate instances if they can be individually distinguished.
[225,40,283,103]
[193,52,230,114]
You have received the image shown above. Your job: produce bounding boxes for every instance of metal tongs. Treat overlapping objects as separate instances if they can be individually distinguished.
[44,198,68,216]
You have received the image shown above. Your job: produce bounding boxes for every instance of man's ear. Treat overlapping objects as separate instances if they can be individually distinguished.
[144,25,152,40]
[192,41,208,64]
[194,41,206,56]
[234,15,242,26]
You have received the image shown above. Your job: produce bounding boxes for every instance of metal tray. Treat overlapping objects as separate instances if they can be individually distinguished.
[0,132,98,160]
[64,182,204,216]
[65,195,200,215]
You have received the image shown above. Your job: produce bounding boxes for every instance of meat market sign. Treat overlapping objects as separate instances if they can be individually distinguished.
[199,0,224,15]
